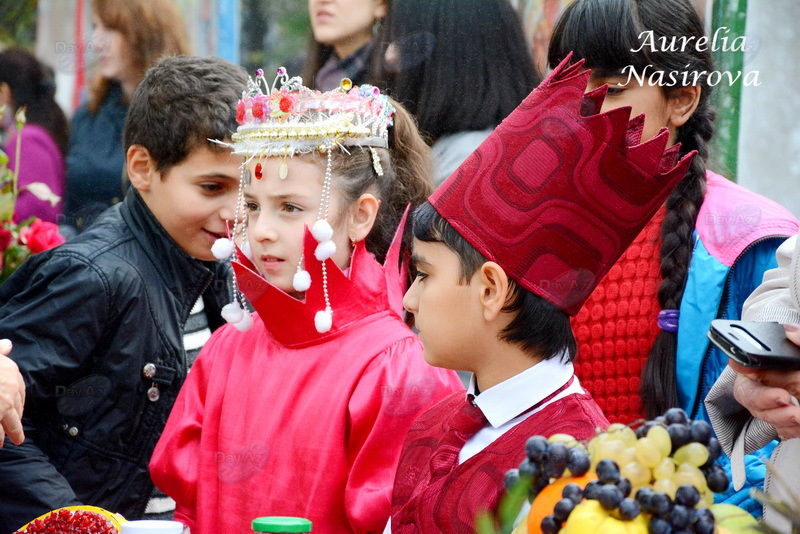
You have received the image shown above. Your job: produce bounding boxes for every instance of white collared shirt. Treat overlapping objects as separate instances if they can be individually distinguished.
[460,356,583,464]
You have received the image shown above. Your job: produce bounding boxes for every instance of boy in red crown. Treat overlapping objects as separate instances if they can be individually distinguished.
[387,56,697,532]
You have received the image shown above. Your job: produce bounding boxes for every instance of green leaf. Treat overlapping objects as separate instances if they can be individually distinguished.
[475,511,500,534]
[0,191,16,221]
[498,477,532,532]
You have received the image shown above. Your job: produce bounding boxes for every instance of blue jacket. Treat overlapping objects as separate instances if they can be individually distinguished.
[676,171,798,514]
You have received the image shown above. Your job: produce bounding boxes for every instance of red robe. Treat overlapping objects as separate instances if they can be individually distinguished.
[150,233,463,534]
[391,390,608,533]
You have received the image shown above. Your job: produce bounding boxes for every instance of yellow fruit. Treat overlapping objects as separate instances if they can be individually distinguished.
[709,504,759,533]
[528,472,598,534]
[560,500,647,534]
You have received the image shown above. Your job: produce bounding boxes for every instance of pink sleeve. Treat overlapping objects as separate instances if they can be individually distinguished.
[344,336,463,533]
[6,127,65,224]
[150,339,217,532]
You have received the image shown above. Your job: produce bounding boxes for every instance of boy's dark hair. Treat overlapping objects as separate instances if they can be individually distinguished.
[413,202,576,362]
[370,0,540,143]
[124,55,248,175]
[549,0,715,418]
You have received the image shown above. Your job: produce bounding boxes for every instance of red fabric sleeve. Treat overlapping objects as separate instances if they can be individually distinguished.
[344,336,463,533]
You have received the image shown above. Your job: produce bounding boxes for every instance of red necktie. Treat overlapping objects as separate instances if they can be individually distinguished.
[429,397,488,479]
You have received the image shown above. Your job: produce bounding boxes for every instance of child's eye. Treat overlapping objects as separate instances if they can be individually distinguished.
[414,271,428,282]
[282,203,302,213]
[606,85,626,96]
[245,201,259,212]
[201,183,224,193]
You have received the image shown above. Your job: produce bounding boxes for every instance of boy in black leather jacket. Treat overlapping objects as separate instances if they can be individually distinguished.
[0,56,247,531]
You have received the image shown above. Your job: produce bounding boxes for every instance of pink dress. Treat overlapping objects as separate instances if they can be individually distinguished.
[150,232,463,533]
[5,124,65,223]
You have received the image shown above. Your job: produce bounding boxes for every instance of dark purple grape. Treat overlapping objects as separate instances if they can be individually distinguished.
[583,480,601,500]
[519,458,540,480]
[649,516,672,534]
[669,505,692,530]
[616,477,632,498]
[596,458,621,484]
[618,497,641,520]
[690,420,713,444]
[706,464,730,493]
[548,442,570,466]
[541,515,560,534]
[553,498,575,522]
[544,462,566,479]
[673,530,693,534]
[526,436,550,463]
[668,423,691,453]
[567,448,590,477]
[675,484,701,508]
[704,438,722,466]
[636,420,656,439]
[504,469,521,490]
[650,492,673,517]
[692,507,714,523]
[694,519,715,534]
[561,483,583,504]
[664,407,690,425]
[531,475,550,497]
[597,484,624,511]
[635,487,655,512]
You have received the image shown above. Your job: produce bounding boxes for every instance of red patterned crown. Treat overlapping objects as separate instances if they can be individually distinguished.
[429,54,695,315]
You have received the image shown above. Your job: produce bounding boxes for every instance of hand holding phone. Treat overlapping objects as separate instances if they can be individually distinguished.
[708,320,800,370]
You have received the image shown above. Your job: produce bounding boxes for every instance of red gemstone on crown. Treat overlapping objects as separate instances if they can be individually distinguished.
[255,163,263,180]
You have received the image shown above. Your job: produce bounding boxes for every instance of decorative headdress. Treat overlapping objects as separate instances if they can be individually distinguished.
[211,68,396,333]
[429,54,696,316]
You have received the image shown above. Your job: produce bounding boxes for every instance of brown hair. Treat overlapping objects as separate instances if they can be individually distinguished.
[88,0,191,113]
[330,99,433,269]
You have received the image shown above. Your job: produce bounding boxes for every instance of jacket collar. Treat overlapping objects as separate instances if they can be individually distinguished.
[120,188,219,312]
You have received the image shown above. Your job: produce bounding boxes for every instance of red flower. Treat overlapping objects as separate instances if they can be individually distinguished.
[279,96,294,113]
[20,219,65,254]
[252,101,265,119]
[0,225,12,251]
[236,101,246,124]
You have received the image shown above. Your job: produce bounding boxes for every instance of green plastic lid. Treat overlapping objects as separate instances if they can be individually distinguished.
[251,517,313,533]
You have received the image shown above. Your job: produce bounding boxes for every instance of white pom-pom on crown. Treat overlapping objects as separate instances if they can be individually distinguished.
[211,238,235,260]
[292,269,312,292]
[232,309,253,332]
[221,301,245,323]
[311,219,334,242]
[314,309,333,333]
[314,240,337,261]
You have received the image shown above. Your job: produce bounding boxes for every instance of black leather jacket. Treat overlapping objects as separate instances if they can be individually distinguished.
[0,189,229,532]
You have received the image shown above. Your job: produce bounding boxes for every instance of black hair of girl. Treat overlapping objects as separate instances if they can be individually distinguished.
[370,0,541,143]
[548,0,716,418]
[0,49,70,157]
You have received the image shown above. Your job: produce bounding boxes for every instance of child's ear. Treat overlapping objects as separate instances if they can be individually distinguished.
[667,85,701,130]
[477,261,511,322]
[348,193,380,243]
[127,145,159,192]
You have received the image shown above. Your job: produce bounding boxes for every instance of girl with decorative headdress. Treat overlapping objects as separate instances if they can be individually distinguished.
[548,0,798,513]
[149,70,462,533]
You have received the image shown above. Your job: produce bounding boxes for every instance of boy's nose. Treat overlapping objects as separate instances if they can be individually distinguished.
[402,281,419,314]
[249,213,278,243]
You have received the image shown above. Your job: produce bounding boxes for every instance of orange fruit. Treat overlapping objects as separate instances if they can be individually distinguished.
[528,472,598,534]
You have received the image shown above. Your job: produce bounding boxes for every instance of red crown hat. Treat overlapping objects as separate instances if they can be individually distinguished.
[429,54,695,316]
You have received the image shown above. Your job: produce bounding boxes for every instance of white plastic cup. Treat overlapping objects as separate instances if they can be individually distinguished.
[121,520,185,533]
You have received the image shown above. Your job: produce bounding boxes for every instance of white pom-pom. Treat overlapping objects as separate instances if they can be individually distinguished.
[241,240,253,260]
[211,238,235,260]
[314,239,337,261]
[311,219,334,242]
[314,309,333,333]
[292,269,312,292]
[232,309,253,332]
[221,301,244,324]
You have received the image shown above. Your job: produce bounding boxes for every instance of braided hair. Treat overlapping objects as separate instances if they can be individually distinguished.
[549,0,716,417]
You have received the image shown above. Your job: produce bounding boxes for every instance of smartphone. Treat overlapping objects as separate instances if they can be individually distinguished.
[707,320,800,370]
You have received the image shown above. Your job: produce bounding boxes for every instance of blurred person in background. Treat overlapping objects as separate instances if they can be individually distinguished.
[64,0,190,234]
[0,49,68,224]
[370,0,540,186]
[302,0,387,90]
